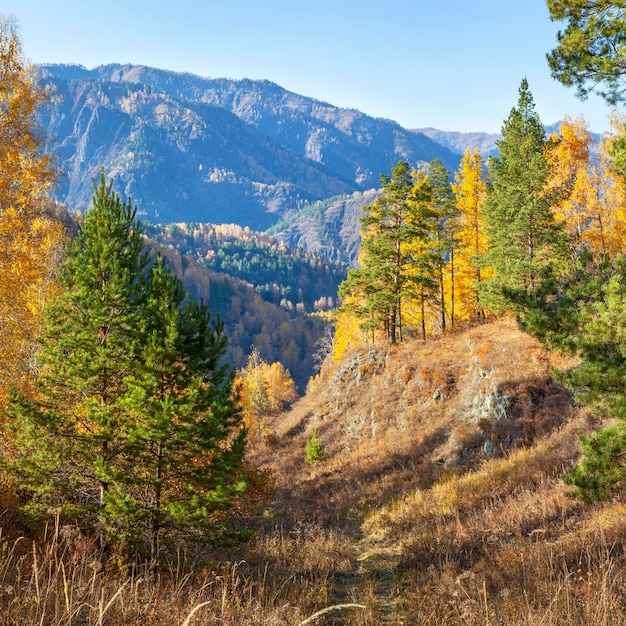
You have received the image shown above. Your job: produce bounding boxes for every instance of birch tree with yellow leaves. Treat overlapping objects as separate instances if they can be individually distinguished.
[544,116,595,253]
[587,119,626,259]
[0,16,63,411]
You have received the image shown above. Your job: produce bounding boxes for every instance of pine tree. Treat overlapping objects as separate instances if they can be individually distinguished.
[7,173,246,560]
[481,78,567,312]
[121,256,247,560]
[339,161,423,343]
[425,160,456,331]
[546,1,626,104]
[517,255,626,502]
[404,165,446,339]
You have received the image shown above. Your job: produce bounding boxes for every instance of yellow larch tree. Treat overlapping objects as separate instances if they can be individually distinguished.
[544,116,594,252]
[332,303,370,360]
[586,117,626,259]
[0,16,63,411]
[449,147,491,321]
[542,114,626,262]
[234,348,298,444]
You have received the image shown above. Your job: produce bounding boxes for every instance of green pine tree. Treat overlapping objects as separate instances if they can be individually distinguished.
[424,159,456,332]
[305,430,325,464]
[481,78,567,313]
[7,172,247,560]
[339,160,436,343]
[514,252,626,502]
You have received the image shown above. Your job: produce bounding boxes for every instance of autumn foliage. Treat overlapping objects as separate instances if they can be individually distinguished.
[0,17,63,411]
[234,348,298,444]
[338,88,626,356]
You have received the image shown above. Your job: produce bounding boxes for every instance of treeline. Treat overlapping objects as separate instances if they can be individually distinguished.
[145,221,347,313]
[151,241,329,393]
[338,75,626,504]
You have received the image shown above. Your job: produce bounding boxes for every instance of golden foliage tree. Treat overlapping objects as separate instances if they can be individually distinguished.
[0,16,63,411]
[544,116,594,251]
[234,348,298,444]
[332,304,368,361]
[544,115,626,261]
[449,147,491,321]
[585,118,626,259]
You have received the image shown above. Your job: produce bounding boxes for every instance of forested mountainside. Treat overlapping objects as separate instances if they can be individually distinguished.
[45,206,336,392]
[38,63,460,229]
[146,221,347,312]
[146,229,332,393]
[266,190,381,266]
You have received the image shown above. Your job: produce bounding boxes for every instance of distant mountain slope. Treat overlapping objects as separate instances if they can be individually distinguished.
[415,127,502,157]
[151,240,328,393]
[146,221,347,312]
[415,122,600,159]
[267,190,381,266]
[39,64,461,228]
[41,69,354,229]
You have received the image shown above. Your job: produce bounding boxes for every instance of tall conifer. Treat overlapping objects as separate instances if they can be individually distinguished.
[339,161,420,343]
[8,173,246,560]
[481,78,567,312]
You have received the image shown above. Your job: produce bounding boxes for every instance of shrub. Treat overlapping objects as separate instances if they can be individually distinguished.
[305,431,325,464]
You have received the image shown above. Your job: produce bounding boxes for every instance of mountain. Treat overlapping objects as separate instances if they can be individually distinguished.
[39,64,461,229]
[415,127,502,157]
[267,189,381,266]
[415,123,602,159]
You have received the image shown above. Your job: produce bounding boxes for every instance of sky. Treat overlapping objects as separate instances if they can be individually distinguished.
[7,0,620,134]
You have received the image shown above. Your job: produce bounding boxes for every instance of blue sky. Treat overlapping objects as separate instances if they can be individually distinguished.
[7,0,618,134]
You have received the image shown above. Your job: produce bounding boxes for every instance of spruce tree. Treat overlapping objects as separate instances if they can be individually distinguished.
[481,78,567,312]
[7,173,246,559]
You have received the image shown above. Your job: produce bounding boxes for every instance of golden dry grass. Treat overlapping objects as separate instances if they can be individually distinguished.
[2,317,625,624]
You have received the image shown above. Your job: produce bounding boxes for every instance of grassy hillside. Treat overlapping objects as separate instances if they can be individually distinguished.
[2,318,626,624]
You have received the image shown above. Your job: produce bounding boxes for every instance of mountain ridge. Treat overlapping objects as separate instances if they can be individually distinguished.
[39,63,461,229]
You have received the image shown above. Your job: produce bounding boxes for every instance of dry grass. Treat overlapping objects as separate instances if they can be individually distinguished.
[250,317,626,624]
[3,317,626,624]
[0,523,351,625]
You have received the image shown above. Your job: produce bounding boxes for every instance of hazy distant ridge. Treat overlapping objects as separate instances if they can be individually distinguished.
[415,127,501,157]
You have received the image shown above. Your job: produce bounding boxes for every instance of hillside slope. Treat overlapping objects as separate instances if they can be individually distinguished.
[244,317,626,624]
[4,318,626,625]
[267,189,381,265]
